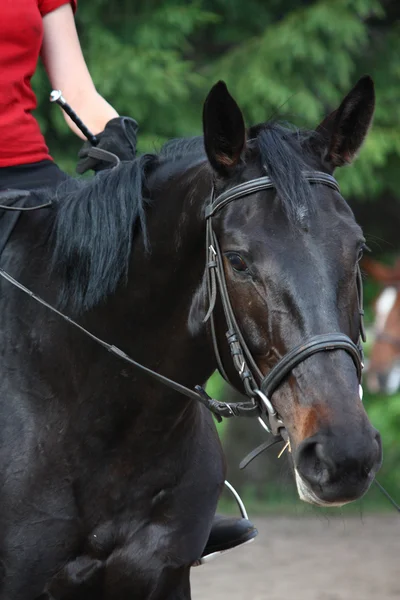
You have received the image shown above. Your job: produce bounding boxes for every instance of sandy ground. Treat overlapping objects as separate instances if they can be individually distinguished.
[191,515,400,600]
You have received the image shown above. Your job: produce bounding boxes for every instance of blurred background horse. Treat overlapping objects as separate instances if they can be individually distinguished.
[363,257,400,395]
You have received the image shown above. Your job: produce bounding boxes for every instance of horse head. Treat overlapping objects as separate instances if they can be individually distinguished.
[363,257,400,394]
[190,76,382,506]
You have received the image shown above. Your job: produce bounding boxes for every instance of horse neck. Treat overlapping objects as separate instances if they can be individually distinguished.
[1,161,217,415]
[84,159,216,392]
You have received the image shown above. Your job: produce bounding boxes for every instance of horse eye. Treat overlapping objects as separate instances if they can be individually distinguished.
[357,243,368,262]
[226,253,248,273]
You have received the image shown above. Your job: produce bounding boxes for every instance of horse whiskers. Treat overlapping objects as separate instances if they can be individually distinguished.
[277,439,291,458]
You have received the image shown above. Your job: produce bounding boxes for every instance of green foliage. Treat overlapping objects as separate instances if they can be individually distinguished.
[33,0,400,198]
[364,391,400,498]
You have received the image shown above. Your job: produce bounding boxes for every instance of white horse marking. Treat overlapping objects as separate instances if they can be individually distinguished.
[375,287,397,333]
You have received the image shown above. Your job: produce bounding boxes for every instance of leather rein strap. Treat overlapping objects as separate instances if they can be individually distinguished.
[0,170,365,435]
[0,268,249,413]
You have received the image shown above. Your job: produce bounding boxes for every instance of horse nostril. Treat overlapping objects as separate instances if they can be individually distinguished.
[295,439,332,487]
[296,430,382,494]
[315,442,337,474]
[315,442,328,464]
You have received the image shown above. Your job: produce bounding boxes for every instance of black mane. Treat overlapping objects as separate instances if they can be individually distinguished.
[48,123,317,313]
[159,136,205,160]
[49,153,157,312]
[253,124,317,224]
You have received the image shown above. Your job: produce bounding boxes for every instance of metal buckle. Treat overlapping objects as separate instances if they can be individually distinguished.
[253,389,284,437]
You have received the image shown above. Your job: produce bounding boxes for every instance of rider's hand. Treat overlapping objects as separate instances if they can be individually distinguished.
[76,116,139,174]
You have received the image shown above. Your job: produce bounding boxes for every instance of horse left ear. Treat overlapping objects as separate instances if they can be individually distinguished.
[315,75,375,169]
[203,81,246,176]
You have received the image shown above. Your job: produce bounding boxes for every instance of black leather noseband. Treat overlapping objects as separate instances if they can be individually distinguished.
[204,171,365,436]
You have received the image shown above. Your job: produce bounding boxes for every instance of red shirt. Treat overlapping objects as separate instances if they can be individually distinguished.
[0,0,77,167]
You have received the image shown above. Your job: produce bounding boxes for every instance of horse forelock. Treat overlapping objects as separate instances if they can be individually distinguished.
[249,123,324,226]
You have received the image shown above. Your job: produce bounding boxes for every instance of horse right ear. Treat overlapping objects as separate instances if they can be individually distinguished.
[315,75,375,169]
[203,81,246,177]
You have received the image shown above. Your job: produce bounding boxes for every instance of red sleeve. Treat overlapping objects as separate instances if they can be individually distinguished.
[39,0,77,16]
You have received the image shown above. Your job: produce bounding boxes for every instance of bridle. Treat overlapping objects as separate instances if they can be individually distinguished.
[203,170,366,435]
[0,170,365,439]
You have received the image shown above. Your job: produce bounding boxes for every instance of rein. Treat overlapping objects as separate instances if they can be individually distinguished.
[0,268,254,419]
[0,171,365,437]
[0,202,52,211]
[0,188,52,211]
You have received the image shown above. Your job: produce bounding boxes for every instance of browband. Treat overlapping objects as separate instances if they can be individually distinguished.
[205,171,339,218]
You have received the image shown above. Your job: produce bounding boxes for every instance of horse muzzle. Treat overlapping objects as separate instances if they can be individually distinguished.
[292,426,382,506]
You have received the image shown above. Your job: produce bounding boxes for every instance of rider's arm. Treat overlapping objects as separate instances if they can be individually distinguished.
[40,3,118,139]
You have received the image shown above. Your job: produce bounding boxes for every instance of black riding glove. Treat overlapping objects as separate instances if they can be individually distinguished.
[76,116,138,174]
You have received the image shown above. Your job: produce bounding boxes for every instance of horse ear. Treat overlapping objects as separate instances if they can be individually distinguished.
[203,81,246,176]
[315,76,375,169]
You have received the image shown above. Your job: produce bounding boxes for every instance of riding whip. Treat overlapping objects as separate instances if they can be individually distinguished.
[49,89,99,145]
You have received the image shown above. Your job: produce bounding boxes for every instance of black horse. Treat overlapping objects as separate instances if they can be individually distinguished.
[0,76,382,599]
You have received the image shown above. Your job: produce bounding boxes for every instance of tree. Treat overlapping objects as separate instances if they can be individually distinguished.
[34,0,400,206]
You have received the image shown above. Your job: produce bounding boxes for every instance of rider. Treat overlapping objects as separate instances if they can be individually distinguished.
[0,0,257,560]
